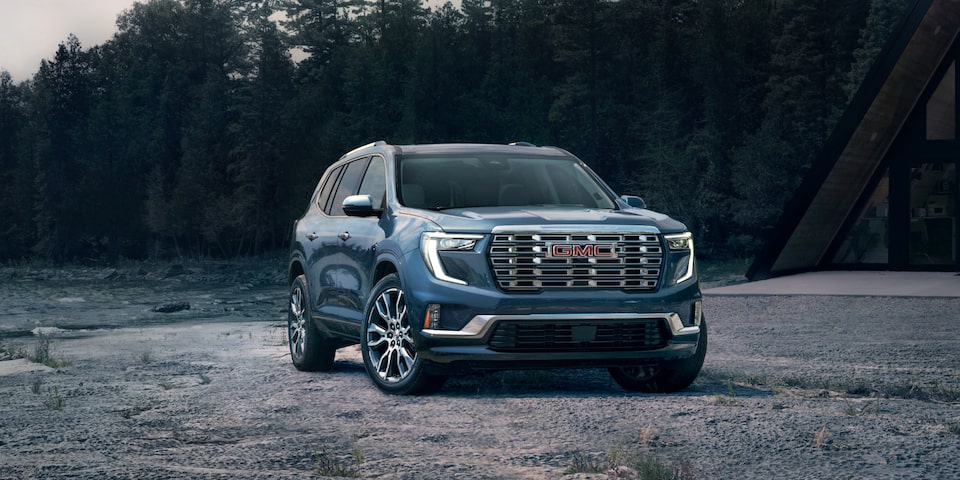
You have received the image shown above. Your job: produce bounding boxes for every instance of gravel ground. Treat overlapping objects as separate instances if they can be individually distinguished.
[1,266,959,479]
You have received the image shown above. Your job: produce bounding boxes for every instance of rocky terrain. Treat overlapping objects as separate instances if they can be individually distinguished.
[0,261,958,479]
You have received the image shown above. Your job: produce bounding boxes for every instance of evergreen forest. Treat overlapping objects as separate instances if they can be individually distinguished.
[0,0,911,261]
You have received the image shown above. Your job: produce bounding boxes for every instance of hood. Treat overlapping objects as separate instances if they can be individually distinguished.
[403,206,688,234]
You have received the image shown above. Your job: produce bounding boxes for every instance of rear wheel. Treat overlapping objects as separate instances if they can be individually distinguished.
[361,274,445,395]
[609,317,707,393]
[288,275,336,371]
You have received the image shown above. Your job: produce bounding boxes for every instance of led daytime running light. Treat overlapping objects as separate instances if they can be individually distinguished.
[664,232,695,284]
[420,232,483,285]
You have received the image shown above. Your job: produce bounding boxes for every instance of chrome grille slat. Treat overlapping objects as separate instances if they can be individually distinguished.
[489,232,663,291]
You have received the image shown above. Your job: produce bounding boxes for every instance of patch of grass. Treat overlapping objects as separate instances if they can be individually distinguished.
[198,374,212,385]
[927,380,960,402]
[842,396,881,417]
[29,333,69,369]
[159,380,177,390]
[314,444,363,478]
[812,427,832,450]
[711,379,743,407]
[137,350,154,364]
[838,378,960,403]
[31,334,52,364]
[639,425,660,447]
[704,369,960,404]
[875,379,960,403]
[266,324,289,347]
[714,396,742,407]
[781,375,832,391]
[697,368,769,388]
[566,448,698,479]
[44,387,64,411]
[567,451,604,474]
[31,378,43,395]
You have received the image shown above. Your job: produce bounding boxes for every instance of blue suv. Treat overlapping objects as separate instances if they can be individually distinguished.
[287,142,705,394]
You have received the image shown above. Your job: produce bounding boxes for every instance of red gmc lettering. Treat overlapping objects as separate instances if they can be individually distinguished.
[551,244,614,257]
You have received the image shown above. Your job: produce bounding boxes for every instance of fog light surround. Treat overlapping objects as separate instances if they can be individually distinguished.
[424,303,441,329]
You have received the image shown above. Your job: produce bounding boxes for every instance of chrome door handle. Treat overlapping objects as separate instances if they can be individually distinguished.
[306,233,319,241]
[338,232,351,241]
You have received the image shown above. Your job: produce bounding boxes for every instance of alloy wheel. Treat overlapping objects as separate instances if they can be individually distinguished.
[365,287,416,383]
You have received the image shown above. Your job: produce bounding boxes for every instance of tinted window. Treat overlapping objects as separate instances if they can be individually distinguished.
[329,158,370,216]
[316,164,344,213]
[357,156,386,210]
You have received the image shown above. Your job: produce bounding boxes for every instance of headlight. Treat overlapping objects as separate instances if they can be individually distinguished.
[420,232,483,285]
[664,232,695,285]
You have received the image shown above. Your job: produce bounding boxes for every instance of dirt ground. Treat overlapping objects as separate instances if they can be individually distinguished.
[1,263,959,479]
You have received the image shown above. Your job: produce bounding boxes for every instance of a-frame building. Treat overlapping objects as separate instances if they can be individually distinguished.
[749,0,960,279]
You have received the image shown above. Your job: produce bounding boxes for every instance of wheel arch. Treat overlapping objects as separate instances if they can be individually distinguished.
[288,258,305,285]
[373,258,399,285]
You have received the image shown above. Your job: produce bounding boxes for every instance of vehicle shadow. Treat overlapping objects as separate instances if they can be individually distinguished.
[438,368,775,399]
[310,355,774,398]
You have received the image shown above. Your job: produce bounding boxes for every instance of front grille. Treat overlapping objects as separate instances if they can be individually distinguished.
[489,232,663,291]
[488,319,669,352]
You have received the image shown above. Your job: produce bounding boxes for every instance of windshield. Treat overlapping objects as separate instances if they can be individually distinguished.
[398,154,617,210]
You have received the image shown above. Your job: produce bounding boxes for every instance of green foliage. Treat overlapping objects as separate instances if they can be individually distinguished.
[566,448,698,480]
[314,444,363,478]
[0,0,893,261]
[844,0,913,100]
[30,333,70,369]
[44,386,65,411]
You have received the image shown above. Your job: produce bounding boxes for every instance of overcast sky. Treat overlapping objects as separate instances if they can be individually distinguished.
[0,0,137,82]
[0,0,457,83]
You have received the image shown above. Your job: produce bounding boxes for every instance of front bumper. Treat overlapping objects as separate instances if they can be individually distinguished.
[423,312,700,339]
[417,310,702,372]
[401,249,703,372]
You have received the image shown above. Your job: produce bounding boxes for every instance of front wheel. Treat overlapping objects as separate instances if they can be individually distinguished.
[609,317,708,393]
[361,274,445,395]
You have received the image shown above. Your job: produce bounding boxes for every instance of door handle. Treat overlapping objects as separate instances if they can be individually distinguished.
[306,233,319,241]
[338,232,351,241]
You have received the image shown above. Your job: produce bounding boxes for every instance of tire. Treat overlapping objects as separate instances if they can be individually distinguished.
[287,274,336,372]
[609,317,707,393]
[361,274,445,395]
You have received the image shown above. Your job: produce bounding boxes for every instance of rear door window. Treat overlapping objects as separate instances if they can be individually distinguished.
[316,165,344,213]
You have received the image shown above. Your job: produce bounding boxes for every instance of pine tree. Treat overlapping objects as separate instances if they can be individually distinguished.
[0,71,35,258]
[31,36,92,260]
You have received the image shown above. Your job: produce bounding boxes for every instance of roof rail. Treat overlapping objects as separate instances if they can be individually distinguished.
[341,140,388,159]
[508,141,537,147]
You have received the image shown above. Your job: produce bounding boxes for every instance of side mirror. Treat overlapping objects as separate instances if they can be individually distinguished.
[620,195,647,209]
[342,195,382,217]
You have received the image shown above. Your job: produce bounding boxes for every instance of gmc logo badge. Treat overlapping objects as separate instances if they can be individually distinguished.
[548,243,617,258]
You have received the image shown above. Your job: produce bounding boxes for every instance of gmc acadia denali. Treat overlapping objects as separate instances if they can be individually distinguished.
[287,142,705,395]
